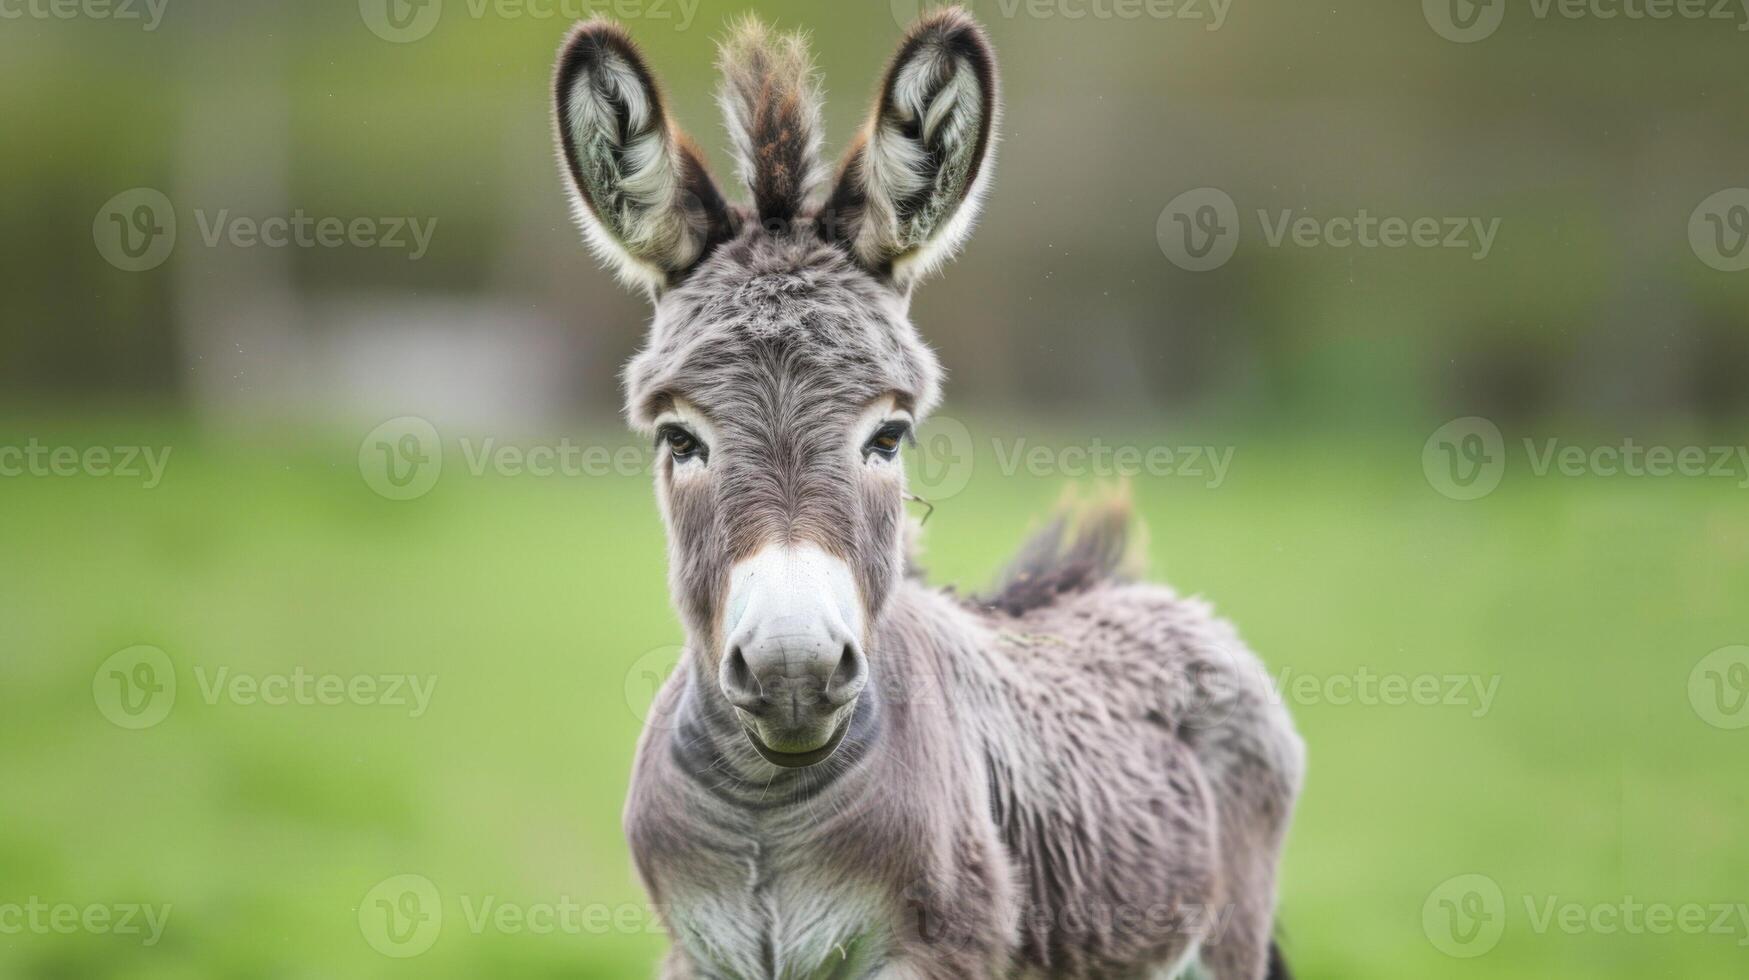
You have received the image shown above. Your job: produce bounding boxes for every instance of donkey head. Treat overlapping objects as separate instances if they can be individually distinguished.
[553,9,997,767]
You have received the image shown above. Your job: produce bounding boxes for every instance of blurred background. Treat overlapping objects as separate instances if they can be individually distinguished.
[2,0,1746,977]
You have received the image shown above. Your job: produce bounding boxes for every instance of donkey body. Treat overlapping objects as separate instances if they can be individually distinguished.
[550,10,1303,979]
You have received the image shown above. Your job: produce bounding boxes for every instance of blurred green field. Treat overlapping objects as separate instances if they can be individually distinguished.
[2,415,1746,979]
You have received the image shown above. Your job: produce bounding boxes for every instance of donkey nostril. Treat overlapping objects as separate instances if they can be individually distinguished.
[826,644,867,706]
[722,647,763,710]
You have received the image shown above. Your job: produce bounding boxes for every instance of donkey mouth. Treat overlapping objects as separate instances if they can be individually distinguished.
[739,714,852,769]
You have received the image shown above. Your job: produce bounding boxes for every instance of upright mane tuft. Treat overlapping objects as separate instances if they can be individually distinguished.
[715,16,827,227]
[982,487,1145,615]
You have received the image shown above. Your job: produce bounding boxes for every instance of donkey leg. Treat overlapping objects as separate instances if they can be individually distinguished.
[1186,656,1304,980]
[1196,890,1274,980]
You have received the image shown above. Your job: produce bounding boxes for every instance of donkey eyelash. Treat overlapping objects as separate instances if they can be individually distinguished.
[863,420,913,461]
[656,423,707,464]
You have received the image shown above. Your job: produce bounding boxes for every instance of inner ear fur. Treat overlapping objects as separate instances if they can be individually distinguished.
[819,7,999,288]
[553,19,733,293]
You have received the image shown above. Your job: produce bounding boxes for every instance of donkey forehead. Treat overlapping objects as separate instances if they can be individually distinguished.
[623,234,942,428]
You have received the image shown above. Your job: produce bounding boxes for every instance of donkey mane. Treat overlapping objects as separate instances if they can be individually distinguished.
[981,490,1143,616]
[715,16,827,225]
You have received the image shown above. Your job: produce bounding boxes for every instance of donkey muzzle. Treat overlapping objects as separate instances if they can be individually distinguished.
[720,544,868,766]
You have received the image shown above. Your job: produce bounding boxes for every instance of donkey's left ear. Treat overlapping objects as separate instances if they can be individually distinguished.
[821,7,998,290]
[553,19,734,295]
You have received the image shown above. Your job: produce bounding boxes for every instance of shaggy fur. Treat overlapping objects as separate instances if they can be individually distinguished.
[548,9,1303,979]
[554,18,733,292]
[716,17,827,226]
[819,7,999,285]
[982,491,1143,616]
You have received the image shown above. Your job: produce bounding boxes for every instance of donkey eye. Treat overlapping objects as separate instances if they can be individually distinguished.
[864,421,911,461]
[658,424,705,463]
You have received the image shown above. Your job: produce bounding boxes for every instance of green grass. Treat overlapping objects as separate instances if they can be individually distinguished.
[2,416,1746,978]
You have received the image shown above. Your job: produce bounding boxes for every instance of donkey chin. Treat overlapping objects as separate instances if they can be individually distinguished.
[716,542,869,769]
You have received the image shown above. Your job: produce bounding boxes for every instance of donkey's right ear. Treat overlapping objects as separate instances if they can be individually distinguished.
[820,7,998,290]
[553,19,733,295]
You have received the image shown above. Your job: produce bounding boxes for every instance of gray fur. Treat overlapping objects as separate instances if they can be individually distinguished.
[548,9,1303,979]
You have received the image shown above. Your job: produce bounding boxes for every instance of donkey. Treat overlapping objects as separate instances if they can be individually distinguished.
[550,8,1304,978]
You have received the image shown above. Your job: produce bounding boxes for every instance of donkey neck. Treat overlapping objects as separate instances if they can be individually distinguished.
[667,649,888,814]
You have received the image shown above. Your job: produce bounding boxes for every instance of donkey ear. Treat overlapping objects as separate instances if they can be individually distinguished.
[821,7,999,289]
[553,19,733,294]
